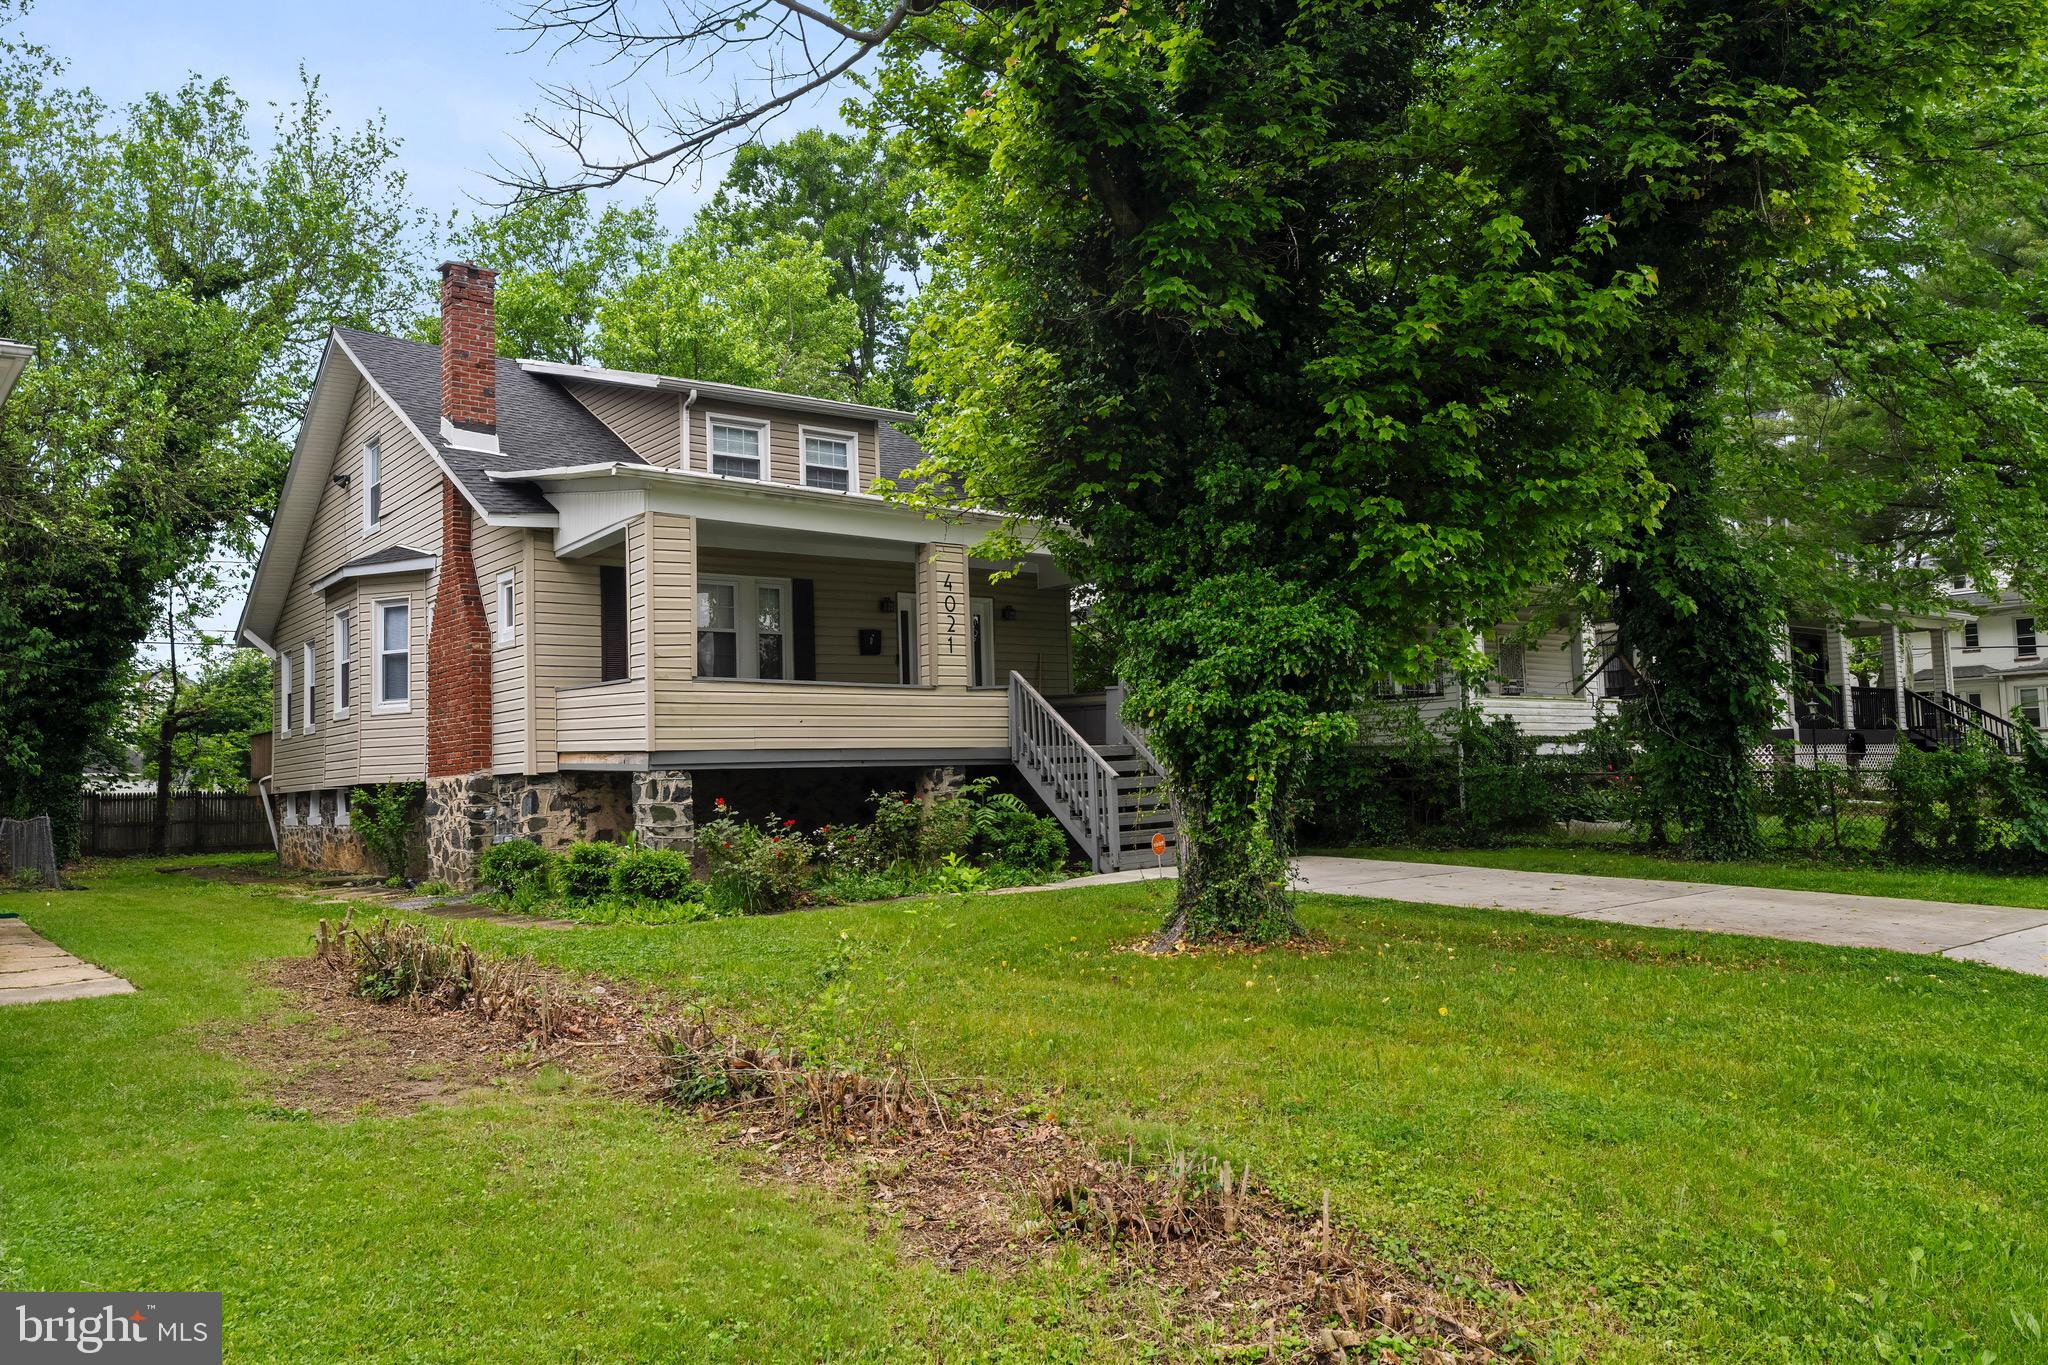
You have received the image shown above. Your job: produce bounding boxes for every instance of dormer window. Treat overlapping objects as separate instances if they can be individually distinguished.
[362,437,383,530]
[707,416,767,480]
[802,428,853,492]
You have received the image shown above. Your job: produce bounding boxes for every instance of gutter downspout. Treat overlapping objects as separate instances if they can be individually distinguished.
[677,387,698,471]
[256,776,280,853]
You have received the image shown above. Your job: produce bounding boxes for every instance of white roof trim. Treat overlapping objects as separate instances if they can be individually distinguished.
[310,550,438,593]
[521,357,914,423]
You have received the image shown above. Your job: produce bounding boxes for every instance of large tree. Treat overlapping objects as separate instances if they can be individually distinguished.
[0,10,422,852]
[701,129,929,399]
[505,0,2045,935]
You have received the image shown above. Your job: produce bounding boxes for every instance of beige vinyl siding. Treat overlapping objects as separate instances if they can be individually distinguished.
[268,376,442,792]
[556,679,648,754]
[475,523,529,774]
[529,538,609,774]
[567,382,682,468]
[976,569,1072,695]
[356,584,430,782]
[1516,627,1581,697]
[647,513,696,689]
[568,387,883,492]
[654,683,1010,753]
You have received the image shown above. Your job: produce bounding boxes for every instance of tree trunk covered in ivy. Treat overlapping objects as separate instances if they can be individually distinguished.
[1606,406,1781,859]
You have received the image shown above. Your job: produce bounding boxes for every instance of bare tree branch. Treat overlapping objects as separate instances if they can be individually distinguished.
[496,0,925,197]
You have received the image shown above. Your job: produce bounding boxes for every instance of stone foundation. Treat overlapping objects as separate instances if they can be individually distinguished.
[425,772,496,888]
[914,765,966,806]
[278,822,375,876]
[633,769,694,850]
[488,771,633,850]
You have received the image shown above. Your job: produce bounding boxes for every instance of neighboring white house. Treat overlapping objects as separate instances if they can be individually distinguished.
[0,338,31,410]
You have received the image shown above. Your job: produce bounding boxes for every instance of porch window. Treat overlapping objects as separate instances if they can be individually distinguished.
[970,598,994,687]
[699,580,739,677]
[599,566,627,681]
[708,417,766,480]
[2019,686,2043,729]
[333,610,352,717]
[1963,619,1980,650]
[2019,617,2038,659]
[375,600,410,710]
[280,650,293,736]
[697,576,792,680]
[801,429,852,492]
[755,582,786,678]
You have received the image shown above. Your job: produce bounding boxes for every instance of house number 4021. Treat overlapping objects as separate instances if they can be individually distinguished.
[941,573,959,654]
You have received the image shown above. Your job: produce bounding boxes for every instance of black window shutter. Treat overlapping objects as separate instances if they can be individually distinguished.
[599,565,627,681]
[792,578,816,681]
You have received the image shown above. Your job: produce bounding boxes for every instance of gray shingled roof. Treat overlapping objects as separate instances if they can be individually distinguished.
[331,544,435,572]
[335,328,644,517]
[877,421,928,483]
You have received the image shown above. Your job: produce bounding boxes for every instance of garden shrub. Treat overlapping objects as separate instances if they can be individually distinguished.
[2013,722,2048,861]
[609,847,702,905]
[350,782,422,885]
[559,840,623,903]
[698,809,818,914]
[968,790,1070,873]
[1883,736,2016,863]
[478,839,555,907]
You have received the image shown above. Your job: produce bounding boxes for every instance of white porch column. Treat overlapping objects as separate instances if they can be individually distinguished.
[1928,625,1956,698]
[1773,620,1798,733]
[1825,623,1855,726]
[1880,622,1907,728]
[916,544,971,691]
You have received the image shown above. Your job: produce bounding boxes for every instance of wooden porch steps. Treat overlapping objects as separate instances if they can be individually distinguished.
[1010,679,1178,873]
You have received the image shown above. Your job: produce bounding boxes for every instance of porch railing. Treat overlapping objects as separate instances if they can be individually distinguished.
[1010,670,1121,872]
[1941,691,2022,755]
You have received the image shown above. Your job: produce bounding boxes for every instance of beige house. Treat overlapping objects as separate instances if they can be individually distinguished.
[238,263,1167,884]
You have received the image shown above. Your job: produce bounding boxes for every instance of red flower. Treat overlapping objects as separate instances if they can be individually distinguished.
[783,819,796,828]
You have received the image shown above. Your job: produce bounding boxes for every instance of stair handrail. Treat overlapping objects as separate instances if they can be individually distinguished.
[1010,671,1122,870]
[1938,690,2021,754]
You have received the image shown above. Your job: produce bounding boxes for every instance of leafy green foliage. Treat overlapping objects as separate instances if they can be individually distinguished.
[558,840,623,904]
[595,225,861,398]
[420,196,661,364]
[132,647,272,793]
[0,15,422,853]
[478,839,555,905]
[702,129,929,401]
[608,846,703,907]
[1882,739,2021,864]
[350,782,421,885]
[697,810,818,915]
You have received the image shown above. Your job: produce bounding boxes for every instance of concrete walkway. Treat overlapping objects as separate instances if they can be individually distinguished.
[1009,856,2048,976]
[0,918,135,1005]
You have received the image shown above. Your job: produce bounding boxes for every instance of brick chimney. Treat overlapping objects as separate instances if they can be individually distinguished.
[438,260,498,441]
[424,263,497,886]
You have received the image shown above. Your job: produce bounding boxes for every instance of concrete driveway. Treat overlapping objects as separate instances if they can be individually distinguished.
[1014,856,2048,976]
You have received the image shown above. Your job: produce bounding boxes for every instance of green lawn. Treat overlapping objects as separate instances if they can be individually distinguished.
[1320,841,2048,909]
[8,856,2048,1363]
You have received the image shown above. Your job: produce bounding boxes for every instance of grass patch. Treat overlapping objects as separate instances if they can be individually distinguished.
[1320,841,2048,908]
[10,854,2048,1362]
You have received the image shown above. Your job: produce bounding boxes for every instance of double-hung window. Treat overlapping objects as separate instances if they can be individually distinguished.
[280,650,293,736]
[2019,686,2044,729]
[1963,619,1980,650]
[362,437,383,530]
[696,576,791,680]
[708,417,766,480]
[333,611,352,717]
[374,600,410,710]
[301,643,317,734]
[496,571,516,646]
[2018,617,2038,659]
[801,428,853,492]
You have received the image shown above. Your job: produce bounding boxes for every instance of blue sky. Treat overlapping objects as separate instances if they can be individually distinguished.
[20,0,846,659]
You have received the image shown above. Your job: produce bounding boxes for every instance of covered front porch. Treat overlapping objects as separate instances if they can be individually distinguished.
[1780,613,2015,753]
[523,464,1074,771]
